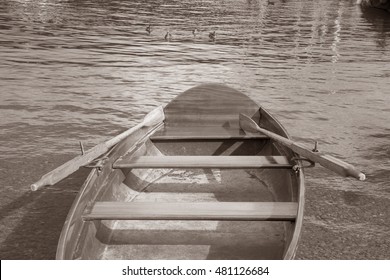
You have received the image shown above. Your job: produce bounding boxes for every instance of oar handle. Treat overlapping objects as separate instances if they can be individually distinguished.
[30,143,109,191]
[318,154,366,181]
[289,142,366,181]
[31,181,47,192]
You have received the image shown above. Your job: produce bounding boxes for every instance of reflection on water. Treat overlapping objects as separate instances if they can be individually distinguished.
[0,0,389,259]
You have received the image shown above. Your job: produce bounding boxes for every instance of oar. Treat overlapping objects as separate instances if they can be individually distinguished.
[239,113,366,181]
[31,106,165,191]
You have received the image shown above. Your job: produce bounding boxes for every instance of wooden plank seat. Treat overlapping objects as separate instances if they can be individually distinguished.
[150,126,269,141]
[113,155,292,169]
[83,202,298,221]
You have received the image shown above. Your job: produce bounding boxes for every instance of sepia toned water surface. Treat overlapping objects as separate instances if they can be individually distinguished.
[0,0,389,259]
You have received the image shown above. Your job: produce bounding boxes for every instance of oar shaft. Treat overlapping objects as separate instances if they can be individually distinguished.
[31,122,145,191]
[288,141,365,181]
[31,143,109,191]
[255,126,365,181]
[31,106,165,191]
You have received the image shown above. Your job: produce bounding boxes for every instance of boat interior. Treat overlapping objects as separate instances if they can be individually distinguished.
[57,84,303,260]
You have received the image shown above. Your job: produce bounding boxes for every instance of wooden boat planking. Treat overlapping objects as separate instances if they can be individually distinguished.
[56,83,305,260]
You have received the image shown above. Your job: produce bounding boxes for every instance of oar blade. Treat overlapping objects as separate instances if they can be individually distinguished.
[239,113,260,133]
[143,106,165,127]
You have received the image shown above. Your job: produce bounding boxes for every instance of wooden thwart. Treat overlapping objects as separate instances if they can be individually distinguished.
[83,202,298,221]
[150,126,269,141]
[113,155,291,169]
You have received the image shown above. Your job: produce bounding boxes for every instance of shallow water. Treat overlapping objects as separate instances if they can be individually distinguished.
[0,0,389,259]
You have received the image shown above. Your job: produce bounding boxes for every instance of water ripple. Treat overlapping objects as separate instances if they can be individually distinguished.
[1,0,390,259]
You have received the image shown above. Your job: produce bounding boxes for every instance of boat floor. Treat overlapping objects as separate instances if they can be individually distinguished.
[98,168,288,260]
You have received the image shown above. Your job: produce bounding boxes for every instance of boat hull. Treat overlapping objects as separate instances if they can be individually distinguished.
[56,84,305,260]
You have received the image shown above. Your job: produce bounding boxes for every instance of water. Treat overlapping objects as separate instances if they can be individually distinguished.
[0,0,389,259]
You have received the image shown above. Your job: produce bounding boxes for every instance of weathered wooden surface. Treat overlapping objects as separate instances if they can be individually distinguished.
[113,155,291,169]
[84,202,297,221]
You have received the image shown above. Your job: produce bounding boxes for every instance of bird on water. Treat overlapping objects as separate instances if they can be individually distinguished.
[165,30,172,41]
[192,28,198,37]
[209,31,216,41]
[146,24,151,34]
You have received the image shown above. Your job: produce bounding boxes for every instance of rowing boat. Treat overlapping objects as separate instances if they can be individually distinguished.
[33,83,364,259]
[52,83,305,259]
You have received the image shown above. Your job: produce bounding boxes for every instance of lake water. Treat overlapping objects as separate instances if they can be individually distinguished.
[0,0,389,259]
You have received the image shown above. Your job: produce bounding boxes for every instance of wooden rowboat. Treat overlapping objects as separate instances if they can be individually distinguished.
[55,83,305,259]
[33,84,364,259]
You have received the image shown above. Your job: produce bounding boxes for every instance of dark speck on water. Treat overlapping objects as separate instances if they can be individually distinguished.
[0,0,389,259]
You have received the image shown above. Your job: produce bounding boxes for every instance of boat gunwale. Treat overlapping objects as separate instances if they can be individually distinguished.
[56,123,164,259]
[257,106,305,260]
